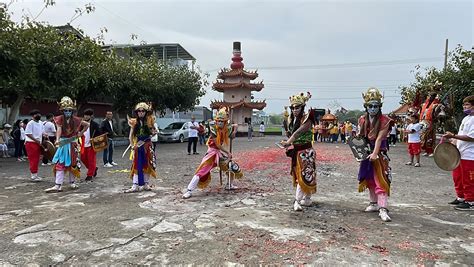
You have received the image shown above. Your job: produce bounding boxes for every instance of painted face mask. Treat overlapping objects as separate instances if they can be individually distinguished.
[216,120,225,128]
[366,103,380,116]
[63,110,73,118]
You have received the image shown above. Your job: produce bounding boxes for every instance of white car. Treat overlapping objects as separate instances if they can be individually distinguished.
[158,122,189,143]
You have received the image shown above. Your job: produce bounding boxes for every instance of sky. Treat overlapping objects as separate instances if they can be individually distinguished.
[6,0,473,114]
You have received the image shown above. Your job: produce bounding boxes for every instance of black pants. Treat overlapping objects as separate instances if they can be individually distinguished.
[14,139,23,158]
[187,137,198,154]
[390,134,397,145]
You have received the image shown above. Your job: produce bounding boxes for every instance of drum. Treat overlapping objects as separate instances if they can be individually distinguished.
[91,133,108,152]
[434,140,461,171]
[347,136,371,162]
[42,141,56,162]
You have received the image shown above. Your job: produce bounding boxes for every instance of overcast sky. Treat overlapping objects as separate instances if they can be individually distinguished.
[7,0,473,114]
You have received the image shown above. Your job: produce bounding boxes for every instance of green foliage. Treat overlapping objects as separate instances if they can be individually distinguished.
[268,114,283,125]
[399,45,473,124]
[0,5,207,121]
[334,109,365,123]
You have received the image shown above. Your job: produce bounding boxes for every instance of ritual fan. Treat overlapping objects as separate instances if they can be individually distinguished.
[347,136,371,162]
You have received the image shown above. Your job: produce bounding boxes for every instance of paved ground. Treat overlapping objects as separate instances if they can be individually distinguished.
[0,136,472,265]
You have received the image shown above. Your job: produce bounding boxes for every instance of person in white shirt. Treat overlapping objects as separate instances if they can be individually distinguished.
[259,121,265,137]
[443,95,474,211]
[24,110,45,181]
[389,123,398,147]
[80,109,101,181]
[20,119,27,159]
[41,113,56,165]
[187,116,199,155]
[404,116,422,167]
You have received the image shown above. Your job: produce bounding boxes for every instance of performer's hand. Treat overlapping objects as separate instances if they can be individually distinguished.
[368,152,378,161]
[443,131,455,139]
[77,132,83,138]
[281,140,291,148]
[54,141,59,146]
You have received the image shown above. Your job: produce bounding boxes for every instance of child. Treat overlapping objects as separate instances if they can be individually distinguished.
[405,116,422,167]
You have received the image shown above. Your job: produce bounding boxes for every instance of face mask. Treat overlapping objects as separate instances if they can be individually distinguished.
[64,110,73,117]
[367,106,380,116]
[464,109,472,115]
[34,115,41,121]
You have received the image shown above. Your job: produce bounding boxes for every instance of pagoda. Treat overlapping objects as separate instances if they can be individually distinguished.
[210,42,266,132]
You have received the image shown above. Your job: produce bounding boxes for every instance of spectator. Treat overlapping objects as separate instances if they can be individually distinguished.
[339,123,346,143]
[259,122,265,137]
[0,125,11,158]
[187,116,199,155]
[405,115,422,167]
[21,119,28,158]
[101,111,117,167]
[198,121,206,145]
[24,110,44,181]
[247,119,253,141]
[389,122,398,146]
[151,121,159,153]
[12,120,24,161]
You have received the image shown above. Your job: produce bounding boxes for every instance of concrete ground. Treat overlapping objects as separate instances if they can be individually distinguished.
[0,136,472,265]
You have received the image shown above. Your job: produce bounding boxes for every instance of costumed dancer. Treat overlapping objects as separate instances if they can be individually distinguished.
[419,83,442,157]
[357,87,392,222]
[45,97,89,193]
[280,92,317,212]
[80,109,100,181]
[124,102,157,193]
[182,107,241,199]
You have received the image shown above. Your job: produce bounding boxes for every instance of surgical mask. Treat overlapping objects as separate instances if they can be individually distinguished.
[64,110,73,117]
[464,109,472,115]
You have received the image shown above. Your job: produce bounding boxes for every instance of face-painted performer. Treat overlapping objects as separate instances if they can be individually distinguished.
[45,96,89,193]
[280,92,317,211]
[124,102,157,193]
[419,83,442,157]
[358,87,393,221]
[182,107,240,199]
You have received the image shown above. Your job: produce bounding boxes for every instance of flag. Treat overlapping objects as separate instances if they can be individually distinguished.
[340,107,348,114]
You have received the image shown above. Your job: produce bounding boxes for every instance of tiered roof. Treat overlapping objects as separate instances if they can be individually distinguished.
[212,80,264,92]
[210,99,266,110]
[217,68,259,80]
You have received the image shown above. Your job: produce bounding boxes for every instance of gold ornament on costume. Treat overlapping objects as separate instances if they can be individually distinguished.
[135,102,151,111]
[362,87,383,105]
[58,96,76,110]
[215,107,229,121]
[289,92,311,107]
[283,106,289,118]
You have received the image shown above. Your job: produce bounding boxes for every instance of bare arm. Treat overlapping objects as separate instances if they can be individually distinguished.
[77,121,89,137]
[55,127,62,145]
[444,131,474,142]
[26,134,41,145]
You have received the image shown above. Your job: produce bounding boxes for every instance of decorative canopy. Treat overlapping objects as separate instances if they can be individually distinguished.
[321,113,337,121]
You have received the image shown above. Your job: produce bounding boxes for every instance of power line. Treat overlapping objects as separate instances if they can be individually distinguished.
[204,57,442,73]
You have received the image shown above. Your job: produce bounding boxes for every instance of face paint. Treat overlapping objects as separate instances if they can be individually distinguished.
[63,110,73,118]
[216,121,224,128]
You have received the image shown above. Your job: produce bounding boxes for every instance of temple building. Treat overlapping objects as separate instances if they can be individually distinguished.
[210,42,266,132]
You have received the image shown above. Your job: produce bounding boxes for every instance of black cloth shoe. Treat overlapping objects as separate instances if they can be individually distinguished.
[193,152,199,155]
[93,167,98,177]
[454,202,473,211]
[85,176,93,181]
[449,198,464,205]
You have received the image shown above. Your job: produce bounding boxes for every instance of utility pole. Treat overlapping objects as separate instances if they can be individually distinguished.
[444,39,449,70]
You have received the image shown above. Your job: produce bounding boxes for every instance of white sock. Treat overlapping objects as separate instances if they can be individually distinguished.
[295,184,304,202]
[187,175,200,192]
[55,170,64,185]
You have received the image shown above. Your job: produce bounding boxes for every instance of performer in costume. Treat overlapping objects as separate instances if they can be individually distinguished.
[357,87,392,222]
[419,83,442,157]
[80,109,101,181]
[45,96,89,193]
[125,102,157,193]
[280,92,317,211]
[182,107,240,199]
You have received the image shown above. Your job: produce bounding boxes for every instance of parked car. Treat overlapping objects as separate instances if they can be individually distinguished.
[158,122,189,143]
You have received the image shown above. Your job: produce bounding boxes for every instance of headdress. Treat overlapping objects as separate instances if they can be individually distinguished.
[289,92,311,107]
[135,102,151,111]
[362,87,383,105]
[215,107,229,121]
[58,96,76,110]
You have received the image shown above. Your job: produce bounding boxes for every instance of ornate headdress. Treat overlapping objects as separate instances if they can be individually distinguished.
[58,96,76,110]
[362,87,383,105]
[135,102,151,112]
[215,107,229,121]
[289,92,311,107]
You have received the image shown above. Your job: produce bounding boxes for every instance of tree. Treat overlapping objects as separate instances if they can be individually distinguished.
[399,45,473,130]
[334,109,365,123]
